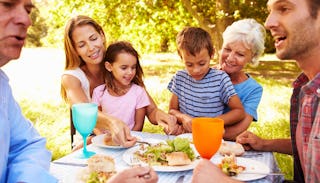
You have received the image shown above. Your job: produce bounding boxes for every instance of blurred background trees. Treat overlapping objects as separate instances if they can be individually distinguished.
[28,0,274,56]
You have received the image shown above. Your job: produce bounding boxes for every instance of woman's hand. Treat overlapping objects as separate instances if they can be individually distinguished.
[96,113,137,148]
[108,117,137,147]
[108,166,158,183]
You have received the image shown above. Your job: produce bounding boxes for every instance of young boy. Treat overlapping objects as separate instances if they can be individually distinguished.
[167,27,245,133]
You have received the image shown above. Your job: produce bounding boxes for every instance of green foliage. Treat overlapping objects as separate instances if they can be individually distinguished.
[19,99,71,160]
[31,0,275,53]
[26,1,48,47]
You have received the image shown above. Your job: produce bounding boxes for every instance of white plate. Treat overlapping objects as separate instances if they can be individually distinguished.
[211,157,270,181]
[176,133,193,143]
[91,134,127,149]
[176,133,228,145]
[62,166,127,183]
[122,142,200,172]
[92,134,160,149]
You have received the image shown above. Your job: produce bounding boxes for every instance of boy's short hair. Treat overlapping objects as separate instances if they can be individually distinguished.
[176,27,214,57]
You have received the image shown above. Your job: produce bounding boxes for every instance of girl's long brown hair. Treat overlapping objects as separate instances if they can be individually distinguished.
[104,41,145,94]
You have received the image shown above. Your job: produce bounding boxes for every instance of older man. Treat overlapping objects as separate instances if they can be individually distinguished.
[0,0,57,182]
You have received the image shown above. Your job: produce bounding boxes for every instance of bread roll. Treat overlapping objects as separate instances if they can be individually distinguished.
[87,154,115,173]
[218,142,245,156]
[166,152,191,166]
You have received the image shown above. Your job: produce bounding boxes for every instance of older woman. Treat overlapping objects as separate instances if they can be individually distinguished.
[219,19,266,140]
[61,15,178,150]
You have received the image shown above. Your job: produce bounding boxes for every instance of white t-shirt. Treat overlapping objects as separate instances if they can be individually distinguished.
[62,68,91,100]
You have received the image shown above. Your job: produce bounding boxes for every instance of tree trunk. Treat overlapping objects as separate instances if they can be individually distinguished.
[180,0,234,62]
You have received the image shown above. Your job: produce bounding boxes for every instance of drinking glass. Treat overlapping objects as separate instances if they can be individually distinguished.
[192,117,224,159]
[72,103,98,158]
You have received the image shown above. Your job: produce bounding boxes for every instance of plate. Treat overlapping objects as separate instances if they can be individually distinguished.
[176,133,193,143]
[176,133,228,145]
[211,157,270,181]
[63,165,127,183]
[91,134,127,149]
[122,141,200,172]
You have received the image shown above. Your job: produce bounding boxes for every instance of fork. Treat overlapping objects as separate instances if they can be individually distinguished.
[175,175,185,183]
[136,140,151,146]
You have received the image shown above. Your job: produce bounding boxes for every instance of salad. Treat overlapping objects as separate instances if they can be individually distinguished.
[134,137,195,166]
[218,154,246,176]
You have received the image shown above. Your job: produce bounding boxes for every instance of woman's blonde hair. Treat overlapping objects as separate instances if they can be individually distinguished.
[61,15,106,101]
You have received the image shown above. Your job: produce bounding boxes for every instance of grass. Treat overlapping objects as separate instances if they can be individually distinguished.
[15,51,300,180]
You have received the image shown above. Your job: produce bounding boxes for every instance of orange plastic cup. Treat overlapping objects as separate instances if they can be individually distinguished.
[192,117,224,159]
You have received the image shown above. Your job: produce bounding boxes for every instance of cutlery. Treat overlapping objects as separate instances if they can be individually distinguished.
[175,175,185,183]
[136,140,151,146]
[52,161,88,167]
[242,153,263,158]
[241,172,284,176]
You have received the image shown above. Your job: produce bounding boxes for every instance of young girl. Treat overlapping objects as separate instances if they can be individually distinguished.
[92,41,150,131]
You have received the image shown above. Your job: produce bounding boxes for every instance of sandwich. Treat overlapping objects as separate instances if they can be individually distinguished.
[166,152,192,166]
[84,154,116,183]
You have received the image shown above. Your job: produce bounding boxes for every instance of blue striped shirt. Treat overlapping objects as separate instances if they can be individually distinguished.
[168,68,236,117]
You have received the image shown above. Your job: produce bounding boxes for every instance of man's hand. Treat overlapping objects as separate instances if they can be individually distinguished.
[108,166,158,183]
[236,131,292,154]
[192,159,241,183]
[236,131,264,151]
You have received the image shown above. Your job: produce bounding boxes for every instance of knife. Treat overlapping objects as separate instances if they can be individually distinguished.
[241,172,284,176]
[52,161,88,167]
[175,175,185,183]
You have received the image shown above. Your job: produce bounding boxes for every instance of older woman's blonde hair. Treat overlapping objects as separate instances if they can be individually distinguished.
[222,18,266,66]
[61,15,106,101]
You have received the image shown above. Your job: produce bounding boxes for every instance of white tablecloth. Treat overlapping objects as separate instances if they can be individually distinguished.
[50,131,284,183]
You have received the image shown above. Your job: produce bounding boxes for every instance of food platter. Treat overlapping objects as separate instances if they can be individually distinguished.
[122,145,200,172]
[123,138,200,172]
[176,133,193,143]
[211,157,270,181]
